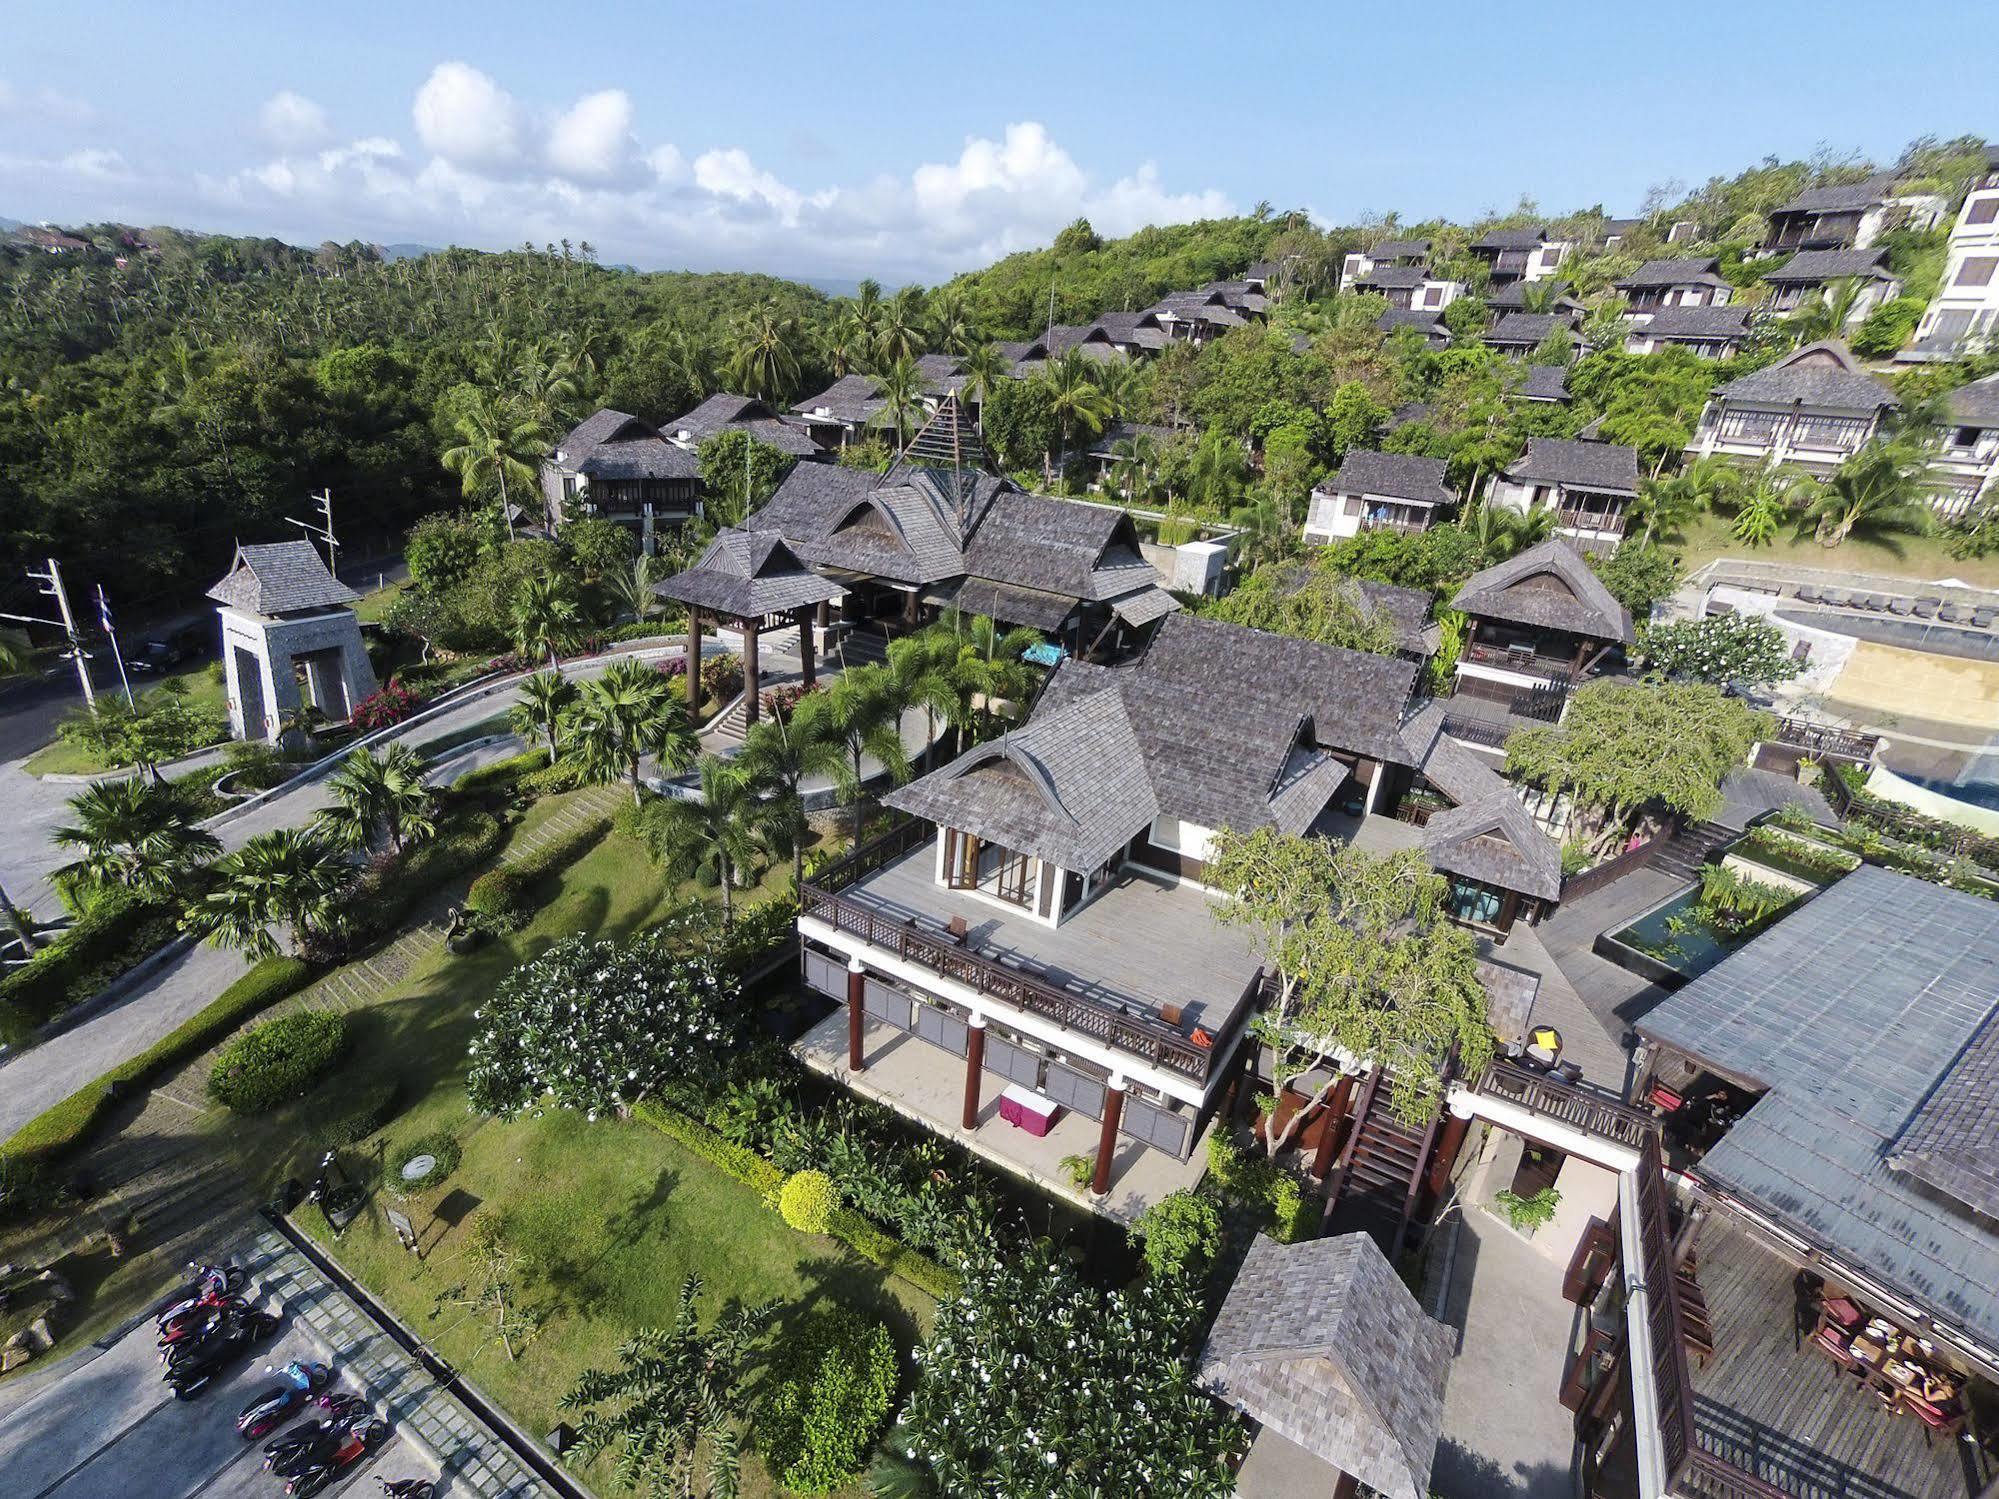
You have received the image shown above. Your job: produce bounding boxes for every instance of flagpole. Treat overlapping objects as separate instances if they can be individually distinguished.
[97,585,135,709]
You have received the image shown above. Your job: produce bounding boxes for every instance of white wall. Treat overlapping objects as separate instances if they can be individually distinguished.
[1148,816,1215,863]
[1914,188,1999,353]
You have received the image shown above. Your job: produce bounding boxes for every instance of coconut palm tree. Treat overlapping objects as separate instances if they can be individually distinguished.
[1041,347,1113,485]
[0,879,37,953]
[868,357,928,454]
[734,706,850,892]
[442,391,545,541]
[188,827,348,960]
[640,756,769,928]
[511,573,580,667]
[1185,428,1251,512]
[926,286,977,355]
[957,343,1010,437]
[1632,465,1724,545]
[1462,498,1554,561]
[510,669,577,765]
[317,745,436,855]
[945,614,1040,745]
[874,286,927,367]
[1107,432,1161,505]
[819,666,912,843]
[51,777,221,909]
[724,299,802,403]
[1800,441,1937,548]
[1790,277,1867,345]
[886,632,963,763]
[568,658,700,807]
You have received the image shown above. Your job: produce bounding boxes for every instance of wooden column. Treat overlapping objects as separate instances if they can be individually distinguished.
[797,606,816,689]
[845,956,866,1072]
[1311,1072,1358,1180]
[686,607,702,713]
[1427,1110,1473,1197]
[743,617,761,728]
[1331,1471,1359,1499]
[962,1015,986,1130]
[1092,1079,1125,1196]
[816,598,831,630]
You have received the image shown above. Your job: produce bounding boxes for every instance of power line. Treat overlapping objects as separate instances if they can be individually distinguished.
[0,558,95,711]
[285,488,340,574]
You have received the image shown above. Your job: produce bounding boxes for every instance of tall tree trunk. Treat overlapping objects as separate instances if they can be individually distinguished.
[0,881,37,953]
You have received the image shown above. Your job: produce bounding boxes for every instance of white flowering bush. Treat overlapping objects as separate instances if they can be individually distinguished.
[898,1244,1244,1496]
[466,920,744,1121]
[1639,613,1800,689]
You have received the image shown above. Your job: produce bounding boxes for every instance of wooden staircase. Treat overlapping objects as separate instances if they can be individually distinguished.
[1322,1069,1439,1256]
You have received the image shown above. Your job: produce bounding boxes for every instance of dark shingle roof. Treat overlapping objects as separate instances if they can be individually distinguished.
[1485,313,1568,347]
[1451,538,1635,643]
[1473,226,1551,250]
[1090,311,1170,350]
[1200,1234,1454,1499]
[1947,372,1999,429]
[1399,702,1563,900]
[665,393,821,457]
[1637,867,1999,1349]
[1368,238,1431,261]
[556,407,699,481]
[792,374,885,425]
[1634,305,1751,340]
[1513,364,1571,402]
[1485,284,1585,316]
[1086,419,1178,457]
[207,541,358,616]
[1356,265,1427,290]
[1773,175,1896,215]
[556,408,651,462]
[1616,257,1723,288]
[1323,450,1456,509]
[1713,341,1897,412]
[652,529,841,620]
[1762,248,1895,284]
[1502,437,1640,496]
[1378,309,1450,341]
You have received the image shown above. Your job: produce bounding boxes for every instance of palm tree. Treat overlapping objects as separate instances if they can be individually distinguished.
[188,827,348,959]
[1185,428,1250,512]
[735,706,850,893]
[1092,357,1143,421]
[52,778,221,909]
[317,745,435,855]
[819,666,912,843]
[0,627,31,677]
[510,669,576,765]
[0,879,37,953]
[1107,432,1161,505]
[945,614,1039,745]
[874,285,927,367]
[511,573,580,667]
[561,1276,773,1499]
[886,632,963,764]
[442,391,545,541]
[868,356,928,453]
[927,286,977,354]
[568,658,699,807]
[1041,347,1113,485]
[1790,277,1866,345]
[1462,498,1554,561]
[641,756,768,928]
[1800,441,1937,547]
[607,552,666,624]
[957,343,1010,436]
[1730,461,1805,547]
[725,299,802,403]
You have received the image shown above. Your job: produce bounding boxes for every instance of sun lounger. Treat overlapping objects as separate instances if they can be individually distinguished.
[1975,607,1997,629]
[1865,594,1891,611]
[1823,590,1851,608]
[1888,597,1913,616]
[1913,597,1939,619]
[1940,603,1966,624]
[1795,585,1822,604]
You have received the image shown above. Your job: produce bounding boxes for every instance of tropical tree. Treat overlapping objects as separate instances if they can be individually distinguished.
[885,631,963,764]
[316,745,436,855]
[926,285,977,355]
[608,551,668,624]
[868,356,927,453]
[1041,347,1113,483]
[1107,431,1162,505]
[735,706,850,892]
[1184,427,1251,512]
[0,627,30,677]
[562,1277,774,1499]
[638,756,769,927]
[187,827,349,959]
[510,669,577,765]
[725,299,803,403]
[1798,441,1937,548]
[818,666,912,842]
[941,613,1039,744]
[1461,498,1553,561]
[1631,467,1718,545]
[957,343,1010,436]
[1639,613,1802,689]
[1789,277,1867,344]
[510,572,580,666]
[51,777,220,909]
[873,285,927,367]
[442,390,545,541]
[568,658,699,807]
[0,880,38,953]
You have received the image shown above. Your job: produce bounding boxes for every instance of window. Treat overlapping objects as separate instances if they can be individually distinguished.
[1967,196,1999,226]
[1956,257,1998,288]
[1446,878,1504,928]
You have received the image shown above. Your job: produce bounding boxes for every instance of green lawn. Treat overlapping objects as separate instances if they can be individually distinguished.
[1669,512,1999,590]
[352,577,410,625]
[23,659,231,776]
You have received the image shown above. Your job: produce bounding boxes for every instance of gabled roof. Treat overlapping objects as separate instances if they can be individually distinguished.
[1636,867,1999,1351]
[1485,312,1572,347]
[1947,372,1999,429]
[1451,538,1635,643]
[556,407,653,462]
[1090,310,1171,350]
[664,392,821,457]
[1762,248,1895,284]
[556,407,699,481]
[751,464,970,585]
[1501,437,1640,496]
[1633,305,1752,340]
[1085,418,1179,457]
[652,529,842,621]
[1200,1234,1454,1499]
[1399,702,1564,900]
[207,541,358,617]
[912,352,966,397]
[1616,256,1724,288]
[1378,308,1451,341]
[1322,450,1456,509]
[1367,238,1432,261]
[1472,226,1551,250]
[1512,364,1572,402]
[1355,265,1427,290]
[1772,174,1897,216]
[1484,283,1586,316]
[1713,341,1898,412]
[792,374,885,425]
[1043,323,1124,358]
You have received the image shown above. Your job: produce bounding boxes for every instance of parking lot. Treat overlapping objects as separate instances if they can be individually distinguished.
[0,1304,440,1499]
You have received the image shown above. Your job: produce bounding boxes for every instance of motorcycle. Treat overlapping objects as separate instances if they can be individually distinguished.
[378,1481,434,1498]
[285,1416,388,1497]
[264,1400,369,1478]
[163,1309,281,1399]
[235,1359,332,1439]
[155,1262,245,1326]
[158,1294,245,1346]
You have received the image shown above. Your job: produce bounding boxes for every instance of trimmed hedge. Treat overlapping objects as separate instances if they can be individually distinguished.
[760,1308,899,1494]
[631,1101,961,1299]
[779,1169,838,1234]
[315,1079,401,1149]
[450,749,549,795]
[208,1010,349,1113]
[466,814,612,930]
[3,956,314,1164]
[335,806,506,948]
[0,893,186,1044]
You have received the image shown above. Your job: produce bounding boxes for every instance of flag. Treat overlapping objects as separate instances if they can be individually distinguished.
[96,586,116,638]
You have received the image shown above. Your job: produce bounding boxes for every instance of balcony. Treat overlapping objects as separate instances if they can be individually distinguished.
[799,820,1265,1086]
[1461,639,1580,682]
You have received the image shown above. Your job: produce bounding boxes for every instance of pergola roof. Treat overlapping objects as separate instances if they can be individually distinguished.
[1451,538,1636,643]
[207,541,358,617]
[1200,1234,1454,1499]
[653,529,841,622]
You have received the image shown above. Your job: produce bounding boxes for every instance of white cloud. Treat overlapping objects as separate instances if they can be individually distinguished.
[0,79,95,124]
[412,62,521,168]
[646,143,687,185]
[547,88,636,180]
[259,90,330,150]
[692,147,803,220]
[62,148,130,183]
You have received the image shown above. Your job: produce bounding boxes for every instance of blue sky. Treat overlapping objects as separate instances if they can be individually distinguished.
[2,0,1994,281]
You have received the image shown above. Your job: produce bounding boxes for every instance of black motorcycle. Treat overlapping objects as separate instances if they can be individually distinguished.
[285,1417,388,1496]
[264,1399,369,1478]
[378,1481,434,1498]
[163,1309,280,1399]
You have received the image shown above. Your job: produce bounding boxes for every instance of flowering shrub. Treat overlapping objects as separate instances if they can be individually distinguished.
[350,678,422,731]
[1638,613,1800,689]
[465,912,745,1121]
[700,651,743,702]
[654,656,687,681]
[778,1169,837,1234]
[760,682,822,722]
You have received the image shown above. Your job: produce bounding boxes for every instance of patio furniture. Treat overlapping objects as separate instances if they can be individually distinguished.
[1824,590,1852,608]
[998,1083,1060,1137]
[1647,1082,1687,1114]
[1863,594,1890,611]
[1975,607,1997,628]
[1940,602,1967,624]
[945,914,969,946]
[1914,597,1940,619]
[1888,597,1913,617]
[1796,585,1822,604]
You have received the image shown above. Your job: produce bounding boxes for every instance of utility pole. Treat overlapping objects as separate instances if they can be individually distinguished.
[287,488,340,576]
[3,558,95,711]
[96,584,136,708]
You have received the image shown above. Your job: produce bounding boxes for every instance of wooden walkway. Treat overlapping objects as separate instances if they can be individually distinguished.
[1690,1217,1985,1499]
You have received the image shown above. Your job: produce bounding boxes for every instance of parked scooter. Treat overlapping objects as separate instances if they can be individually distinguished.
[158,1293,246,1347]
[163,1309,281,1399]
[156,1262,245,1326]
[378,1481,434,1498]
[284,1416,388,1496]
[264,1398,368,1477]
[235,1360,332,1438]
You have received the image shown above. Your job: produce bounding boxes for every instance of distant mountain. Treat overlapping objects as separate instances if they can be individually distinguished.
[0,216,22,233]
[375,242,441,262]
[802,275,864,299]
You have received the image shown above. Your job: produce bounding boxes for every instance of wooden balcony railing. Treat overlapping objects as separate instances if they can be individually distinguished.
[1440,713,1512,750]
[1679,1450,1795,1499]
[1475,1060,1660,1151]
[801,818,1228,1084]
[1769,714,1879,763]
[1462,640,1578,680]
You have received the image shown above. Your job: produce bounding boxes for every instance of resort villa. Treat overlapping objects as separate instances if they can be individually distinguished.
[1687,341,1898,477]
[1304,450,1459,542]
[1488,437,1643,550]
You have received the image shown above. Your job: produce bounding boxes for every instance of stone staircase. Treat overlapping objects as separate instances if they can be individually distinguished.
[505,783,624,858]
[1649,821,1736,884]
